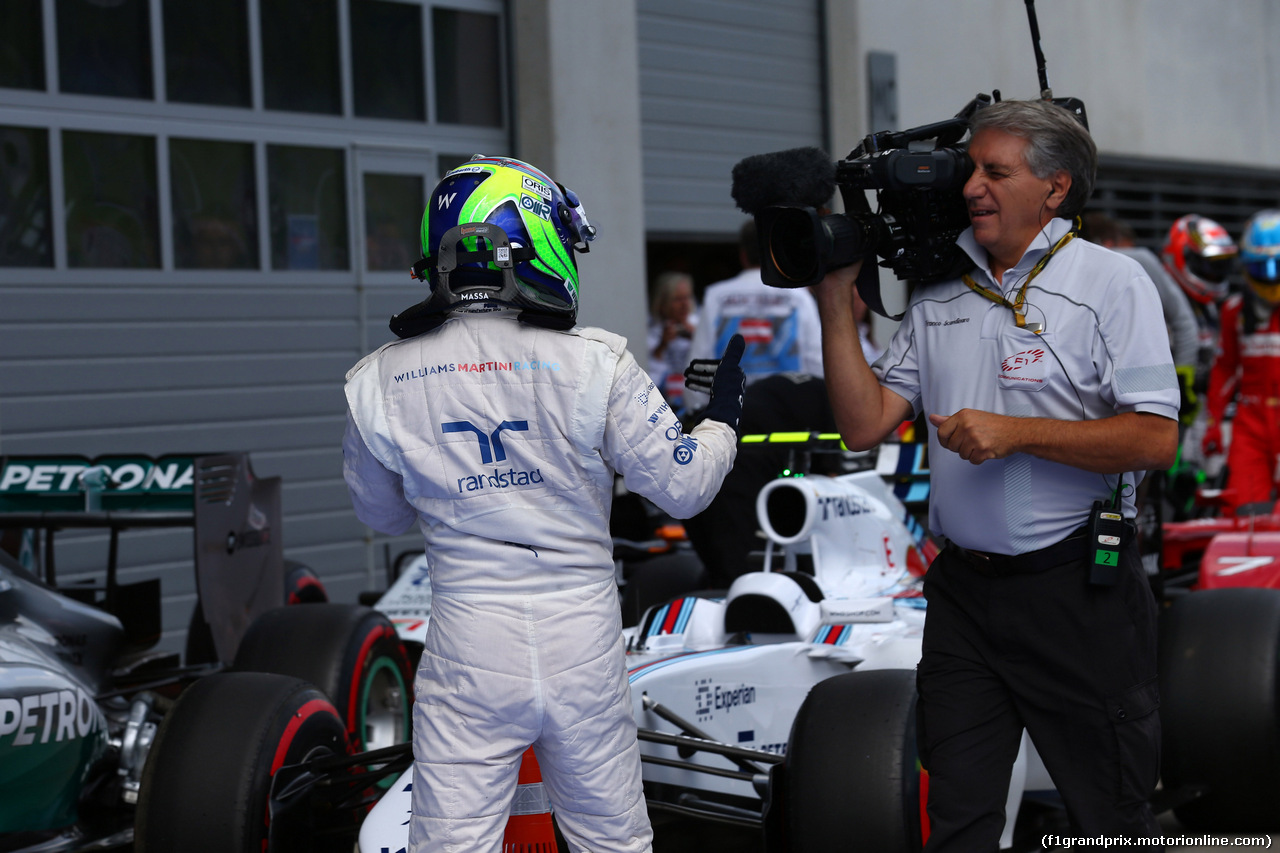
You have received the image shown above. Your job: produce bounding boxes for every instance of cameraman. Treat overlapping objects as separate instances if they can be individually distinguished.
[813,99,1179,849]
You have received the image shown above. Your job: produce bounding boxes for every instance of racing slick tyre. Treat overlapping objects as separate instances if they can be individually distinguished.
[135,672,351,853]
[1158,587,1280,831]
[783,669,924,853]
[232,603,413,753]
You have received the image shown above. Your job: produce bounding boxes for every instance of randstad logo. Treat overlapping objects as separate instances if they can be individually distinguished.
[1001,348,1045,372]
[444,419,545,493]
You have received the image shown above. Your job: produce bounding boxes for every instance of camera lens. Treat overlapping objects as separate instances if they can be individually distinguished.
[766,207,822,284]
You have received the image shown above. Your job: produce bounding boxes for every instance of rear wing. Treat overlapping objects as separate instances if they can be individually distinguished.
[0,454,203,513]
[0,453,284,664]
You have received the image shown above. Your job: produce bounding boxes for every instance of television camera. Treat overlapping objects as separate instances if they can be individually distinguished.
[731,0,1086,319]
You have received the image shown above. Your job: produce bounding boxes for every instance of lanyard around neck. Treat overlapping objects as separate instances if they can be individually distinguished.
[962,222,1078,332]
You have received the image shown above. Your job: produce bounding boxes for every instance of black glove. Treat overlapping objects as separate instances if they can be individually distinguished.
[689,334,746,429]
[683,335,742,393]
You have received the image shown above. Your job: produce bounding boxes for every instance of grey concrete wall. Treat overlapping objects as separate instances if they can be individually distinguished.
[837,0,1280,168]
[512,0,650,357]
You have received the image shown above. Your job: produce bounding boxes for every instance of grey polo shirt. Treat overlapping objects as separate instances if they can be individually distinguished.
[874,217,1180,554]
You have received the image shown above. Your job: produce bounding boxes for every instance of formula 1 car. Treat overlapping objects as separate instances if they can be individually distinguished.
[354,436,1047,852]
[1153,492,1280,831]
[0,453,412,852]
[1160,498,1280,593]
[129,439,1280,852]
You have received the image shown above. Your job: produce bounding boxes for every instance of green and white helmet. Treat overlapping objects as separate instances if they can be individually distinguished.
[393,156,597,337]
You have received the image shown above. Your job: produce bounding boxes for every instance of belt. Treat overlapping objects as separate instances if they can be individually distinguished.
[945,526,1093,577]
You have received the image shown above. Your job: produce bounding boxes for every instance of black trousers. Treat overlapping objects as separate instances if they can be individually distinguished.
[917,540,1164,851]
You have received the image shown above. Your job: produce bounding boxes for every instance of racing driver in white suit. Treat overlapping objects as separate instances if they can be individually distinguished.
[342,156,743,853]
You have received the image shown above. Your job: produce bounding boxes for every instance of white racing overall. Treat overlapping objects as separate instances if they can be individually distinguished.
[344,313,736,852]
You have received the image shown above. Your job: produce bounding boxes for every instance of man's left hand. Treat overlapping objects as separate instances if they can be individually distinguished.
[929,410,1016,465]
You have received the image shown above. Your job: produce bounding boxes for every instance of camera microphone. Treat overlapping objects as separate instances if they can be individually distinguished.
[731,147,837,214]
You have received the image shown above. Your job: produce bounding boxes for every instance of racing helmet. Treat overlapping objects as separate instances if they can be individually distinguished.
[1161,214,1238,304]
[391,155,597,338]
[1241,209,1280,304]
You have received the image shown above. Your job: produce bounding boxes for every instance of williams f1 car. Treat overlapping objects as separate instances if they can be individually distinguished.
[127,439,1280,851]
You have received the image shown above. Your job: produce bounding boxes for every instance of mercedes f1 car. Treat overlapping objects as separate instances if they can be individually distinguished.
[0,453,412,853]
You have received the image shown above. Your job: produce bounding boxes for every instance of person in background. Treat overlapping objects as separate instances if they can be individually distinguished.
[342,155,744,853]
[685,219,824,411]
[1082,212,1199,429]
[814,99,1177,850]
[1160,214,1240,472]
[647,270,698,414]
[1202,209,1280,513]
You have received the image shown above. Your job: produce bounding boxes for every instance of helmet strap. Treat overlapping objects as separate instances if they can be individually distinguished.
[393,221,567,339]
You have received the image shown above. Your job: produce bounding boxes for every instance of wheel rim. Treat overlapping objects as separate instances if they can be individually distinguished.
[359,657,410,752]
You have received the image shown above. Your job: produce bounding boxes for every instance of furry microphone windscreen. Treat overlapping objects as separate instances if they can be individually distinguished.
[730,147,837,214]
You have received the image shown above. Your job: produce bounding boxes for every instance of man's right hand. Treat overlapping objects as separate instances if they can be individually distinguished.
[930,410,1020,465]
[811,261,864,309]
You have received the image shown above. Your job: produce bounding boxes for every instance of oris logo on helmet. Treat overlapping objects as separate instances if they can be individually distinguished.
[522,176,552,199]
[520,194,552,220]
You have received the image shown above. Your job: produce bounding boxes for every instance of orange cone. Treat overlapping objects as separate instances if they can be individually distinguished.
[503,748,557,852]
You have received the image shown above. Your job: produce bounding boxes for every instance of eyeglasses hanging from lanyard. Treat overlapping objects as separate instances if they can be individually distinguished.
[961,222,1079,334]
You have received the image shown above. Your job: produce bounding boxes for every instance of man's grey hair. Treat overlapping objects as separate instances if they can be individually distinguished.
[968,99,1097,219]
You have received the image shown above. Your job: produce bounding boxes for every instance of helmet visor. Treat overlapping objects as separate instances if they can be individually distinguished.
[1187,252,1235,284]
[1245,256,1280,283]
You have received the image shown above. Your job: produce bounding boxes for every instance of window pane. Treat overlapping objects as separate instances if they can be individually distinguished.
[0,126,53,267]
[56,0,153,99]
[268,145,348,270]
[261,0,340,115]
[171,139,258,269]
[163,0,250,107]
[0,1,45,90]
[63,130,159,268]
[433,9,501,127]
[364,172,422,271]
[351,0,425,121]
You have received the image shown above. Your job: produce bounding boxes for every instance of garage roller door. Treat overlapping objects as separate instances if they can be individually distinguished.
[638,0,828,239]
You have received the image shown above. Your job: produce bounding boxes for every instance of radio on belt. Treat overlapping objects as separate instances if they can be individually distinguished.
[1087,499,1126,586]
